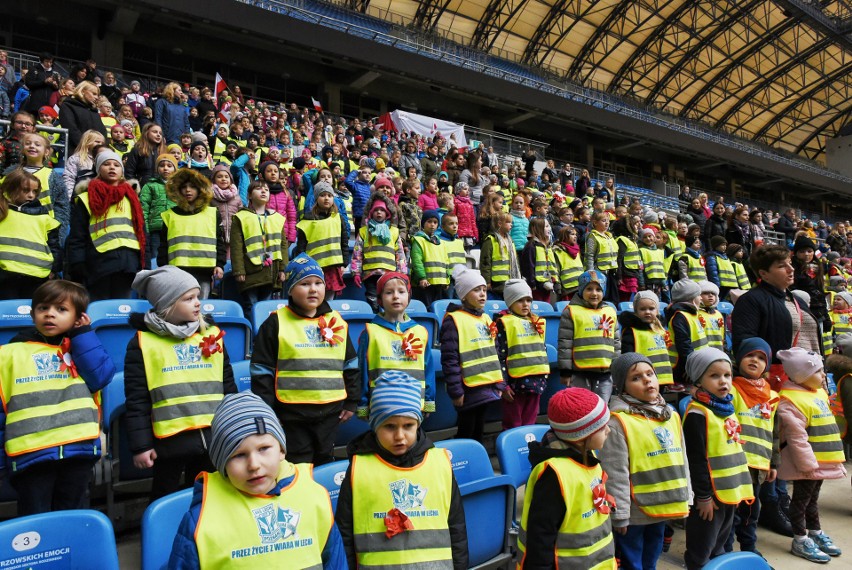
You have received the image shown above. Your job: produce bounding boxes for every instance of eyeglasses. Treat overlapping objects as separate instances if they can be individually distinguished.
[14,121,34,127]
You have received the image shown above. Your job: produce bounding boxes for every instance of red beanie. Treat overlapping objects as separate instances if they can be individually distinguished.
[38,106,58,119]
[548,388,609,442]
[377,272,410,295]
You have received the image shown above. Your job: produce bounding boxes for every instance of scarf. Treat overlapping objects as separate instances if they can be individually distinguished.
[734,219,751,241]
[368,219,391,245]
[189,158,208,169]
[143,311,201,339]
[560,241,580,258]
[87,178,147,267]
[693,387,735,417]
[495,232,521,279]
[619,394,671,421]
[732,376,772,409]
[212,184,238,203]
[267,181,285,195]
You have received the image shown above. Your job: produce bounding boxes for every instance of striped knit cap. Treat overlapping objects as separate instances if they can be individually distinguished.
[209,392,287,478]
[547,387,610,442]
[369,371,423,431]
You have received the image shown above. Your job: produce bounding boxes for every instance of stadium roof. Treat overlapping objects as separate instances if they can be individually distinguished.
[353,0,852,163]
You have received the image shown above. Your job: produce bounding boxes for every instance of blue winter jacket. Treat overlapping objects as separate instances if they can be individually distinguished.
[0,326,115,475]
[167,467,347,569]
[509,210,530,252]
[704,250,728,289]
[154,98,191,145]
[344,170,371,221]
[230,153,252,206]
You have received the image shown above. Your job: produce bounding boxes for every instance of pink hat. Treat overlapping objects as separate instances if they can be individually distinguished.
[374,176,393,191]
[369,200,390,216]
[777,347,823,384]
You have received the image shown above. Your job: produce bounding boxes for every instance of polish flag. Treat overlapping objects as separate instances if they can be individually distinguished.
[312,97,323,113]
[214,73,229,109]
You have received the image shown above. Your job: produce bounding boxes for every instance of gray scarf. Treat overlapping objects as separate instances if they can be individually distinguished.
[618,393,672,421]
[144,311,201,339]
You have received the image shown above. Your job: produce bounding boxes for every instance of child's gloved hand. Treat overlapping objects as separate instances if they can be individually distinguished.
[353,274,362,288]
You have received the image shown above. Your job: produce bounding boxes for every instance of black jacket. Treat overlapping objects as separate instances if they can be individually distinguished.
[664,302,702,384]
[335,429,468,570]
[124,147,158,188]
[23,64,58,115]
[58,96,108,151]
[774,214,797,241]
[703,214,727,248]
[124,313,237,457]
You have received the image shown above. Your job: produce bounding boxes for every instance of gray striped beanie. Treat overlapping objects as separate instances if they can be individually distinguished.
[209,392,287,477]
[369,371,423,431]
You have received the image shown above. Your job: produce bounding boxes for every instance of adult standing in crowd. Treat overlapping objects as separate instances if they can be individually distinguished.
[459,151,487,206]
[154,82,191,145]
[749,209,766,251]
[58,80,108,151]
[774,208,798,245]
[725,206,752,257]
[23,53,58,116]
[826,221,847,257]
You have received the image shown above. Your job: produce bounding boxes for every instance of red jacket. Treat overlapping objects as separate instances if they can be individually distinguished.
[454,195,478,240]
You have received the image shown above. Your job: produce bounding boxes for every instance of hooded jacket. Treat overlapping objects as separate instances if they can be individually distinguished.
[557,296,621,376]
[138,175,175,233]
[664,301,701,385]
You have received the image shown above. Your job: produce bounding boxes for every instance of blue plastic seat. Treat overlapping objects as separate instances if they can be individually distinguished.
[717,301,734,315]
[141,488,193,570]
[334,415,371,447]
[431,299,454,324]
[0,299,33,344]
[529,300,554,313]
[485,299,508,318]
[87,298,153,323]
[678,394,693,417]
[329,300,374,349]
[434,438,495,484]
[90,299,153,372]
[252,299,288,334]
[619,301,633,313]
[231,359,251,392]
[495,424,551,490]
[407,299,428,312]
[199,299,253,360]
[555,300,570,312]
[312,460,349,512]
[702,551,770,570]
[0,510,119,569]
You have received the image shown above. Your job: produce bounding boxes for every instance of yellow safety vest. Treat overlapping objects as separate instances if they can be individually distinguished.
[499,313,549,378]
[79,193,140,253]
[552,245,583,292]
[196,463,331,569]
[533,243,555,283]
[413,234,450,286]
[779,387,845,463]
[830,310,852,337]
[639,247,666,281]
[359,225,399,272]
[448,310,502,387]
[275,307,347,404]
[519,457,615,570]
[685,403,754,504]
[829,374,849,439]
[667,310,709,366]
[443,236,466,270]
[568,305,617,370]
[715,255,738,288]
[684,255,707,281]
[352,449,453,569]
[297,215,343,268]
[612,412,689,518]
[364,323,427,406]
[161,207,218,268]
[666,232,683,260]
[139,328,225,438]
[731,385,778,471]
[234,209,286,265]
[339,192,354,233]
[0,342,100,457]
[212,138,228,162]
[486,235,511,284]
[733,260,751,290]
[31,167,54,217]
[111,140,135,161]
[589,230,617,271]
[0,209,59,277]
[700,308,726,352]
[616,236,642,271]
[631,328,673,385]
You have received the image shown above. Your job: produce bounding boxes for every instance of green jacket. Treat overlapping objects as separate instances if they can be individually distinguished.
[139,176,175,232]
[409,230,439,283]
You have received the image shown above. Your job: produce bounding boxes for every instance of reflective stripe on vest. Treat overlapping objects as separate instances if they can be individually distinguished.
[0,342,100,456]
[616,236,642,270]
[140,328,225,438]
[32,167,54,217]
[359,225,399,272]
[830,310,852,337]
[779,388,845,463]
[552,246,583,291]
[161,207,217,268]
[212,138,228,161]
[448,311,502,387]
[413,235,449,285]
[715,256,738,288]
[612,412,689,517]
[685,255,707,281]
[196,463,331,569]
[444,237,466,270]
[500,313,549,378]
[352,450,453,569]
[640,247,666,281]
[686,403,754,504]
[700,309,726,352]
[519,457,615,570]
[487,235,510,283]
[590,230,617,271]
[0,209,59,277]
[733,261,751,290]
[275,307,347,404]
[632,328,673,385]
[667,311,709,365]
[568,305,617,370]
[234,209,286,265]
[365,323,427,407]
[666,232,683,259]
[297,215,344,267]
[79,193,140,253]
[732,386,778,471]
[533,243,555,283]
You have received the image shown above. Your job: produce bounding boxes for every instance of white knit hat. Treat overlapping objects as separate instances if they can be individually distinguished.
[503,279,533,308]
[453,266,486,301]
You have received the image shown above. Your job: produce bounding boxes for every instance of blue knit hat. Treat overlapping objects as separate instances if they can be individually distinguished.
[421,210,440,224]
[209,392,287,478]
[369,371,423,431]
[285,253,324,295]
[735,337,772,367]
[577,270,606,297]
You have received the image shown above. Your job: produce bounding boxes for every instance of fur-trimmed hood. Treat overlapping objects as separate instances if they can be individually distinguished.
[166,167,213,211]
[362,191,400,226]
[826,353,852,379]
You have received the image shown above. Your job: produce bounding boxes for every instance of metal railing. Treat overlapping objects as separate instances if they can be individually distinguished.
[0,120,69,168]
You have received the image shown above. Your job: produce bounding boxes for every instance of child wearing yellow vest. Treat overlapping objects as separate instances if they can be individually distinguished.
[336,371,468,568]
[677,235,707,283]
[725,337,779,557]
[168,392,347,569]
[825,332,852,454]
[411,210,450,308]
[726,243,752,291]
[295,181,350,301]
[351,197,407,313]
[557,270,620,402]
[776,348,846,563]
[705,235,737,301]
[518,387,616,569]
[699,281,727,352]
[551,225,582,301]
[0,169,61,299]
[480,211,520,299]
[599,353,690,570]
[495,279,550,429]
[158,168,226,299]
[619,291,674,387]
[827,292,852,351]
[438,213,466,299]
[0,280,114,515]
[665,279,710,389]
[682,349,754,570]
[520,218,557,303]
[251,254,360,465]
[357,272,435,419]
[125,266,237,500]
[440,267,506,442]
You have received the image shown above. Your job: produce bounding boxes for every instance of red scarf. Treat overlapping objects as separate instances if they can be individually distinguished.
[560,241,580,258]
[87,178,147,267]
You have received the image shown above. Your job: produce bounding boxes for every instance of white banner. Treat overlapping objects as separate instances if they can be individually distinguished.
[389,110,468,149]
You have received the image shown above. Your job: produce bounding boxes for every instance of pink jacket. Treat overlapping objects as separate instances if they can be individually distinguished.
[418,189,439,212]
[211,185,242,243]
[454,195,478,240]
[268,189,298,243]
[776,381,847,481]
